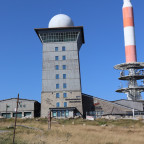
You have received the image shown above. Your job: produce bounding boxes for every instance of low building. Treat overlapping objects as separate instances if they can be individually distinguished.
[82,93,144,119]
[0,98,40,118]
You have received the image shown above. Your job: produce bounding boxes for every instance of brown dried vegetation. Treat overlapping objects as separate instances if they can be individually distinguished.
[0,118,144,144]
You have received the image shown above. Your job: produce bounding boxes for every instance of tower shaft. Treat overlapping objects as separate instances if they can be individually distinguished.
[123,0,137,63]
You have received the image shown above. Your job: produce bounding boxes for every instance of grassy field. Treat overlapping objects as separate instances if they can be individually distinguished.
[0,118,144,144]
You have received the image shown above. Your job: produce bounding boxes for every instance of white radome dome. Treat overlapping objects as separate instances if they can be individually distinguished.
[48,14,74,28]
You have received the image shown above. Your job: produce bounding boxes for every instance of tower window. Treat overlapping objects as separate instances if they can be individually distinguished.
[56,84,59,89]
[56,74,59,79]
[62,55,66,60]
[56,93,60,98]
[55,65,59,70]
[63,65,66,70]
[63,93,67,98]
[64,102,67,107]
[63,83,67,89]
[62,46,65,51]
[56,102,60,107]
[55,56,59,61]
[55,47,58,51]
[63,74,66,79]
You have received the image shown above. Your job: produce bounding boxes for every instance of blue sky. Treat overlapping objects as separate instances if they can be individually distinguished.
[0,0,144,102]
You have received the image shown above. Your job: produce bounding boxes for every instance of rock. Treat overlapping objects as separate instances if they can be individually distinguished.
[72,121,75,125]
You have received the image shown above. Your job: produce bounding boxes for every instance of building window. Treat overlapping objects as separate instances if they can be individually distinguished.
[55,65,59,70]
[19,105,22,108]
[57,111,61,117]
[63,74,66,79]
[66,110,69,117]
[39,32,78,43]
[63,65,66,70]
[56,93,60,98]
[63,93,67,98]
[56,84,59,89]
[64,102,67,107]
[55,47,58,51]
[53,111,56,117]
[62,46,65,51]
[56,102,60,107]
[62,55,66,60]
[63,83,67,88]
[61,111,65,117]
[56,74,59,79]
[55,56,59,61]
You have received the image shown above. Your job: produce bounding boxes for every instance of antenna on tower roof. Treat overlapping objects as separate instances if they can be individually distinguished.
[60,8,62,14]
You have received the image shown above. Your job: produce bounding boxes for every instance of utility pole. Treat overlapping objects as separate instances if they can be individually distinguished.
[13,93,19,144]
[6,104,7,119]
[48,110,51,130]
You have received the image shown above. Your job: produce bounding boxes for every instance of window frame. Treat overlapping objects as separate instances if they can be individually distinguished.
[63,83,67,89]
[56,74,59,79]
[62,65,66,70]
[63,93,67,98]
[55,65,59,70]
[56,102,60,107]
[62,46,65,51]
[55,56,59,61]
[64,102,67,107]
[63,74,66,79]
[62,55,66,60]
[56,84,59,89]
[56,93,60,98]
[55,47,58,51]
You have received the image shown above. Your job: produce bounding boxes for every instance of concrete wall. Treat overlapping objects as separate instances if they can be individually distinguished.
[41,91,83,117]
[42,42,81,92]
[41,29,84,117]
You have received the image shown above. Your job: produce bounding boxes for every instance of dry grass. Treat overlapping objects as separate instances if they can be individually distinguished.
[0,118,144,144]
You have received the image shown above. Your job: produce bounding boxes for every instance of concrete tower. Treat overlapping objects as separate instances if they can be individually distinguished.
[114,0,144,101]
[35,14,85,118]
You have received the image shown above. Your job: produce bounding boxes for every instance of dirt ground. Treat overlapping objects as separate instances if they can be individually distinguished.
[0,118,144,144]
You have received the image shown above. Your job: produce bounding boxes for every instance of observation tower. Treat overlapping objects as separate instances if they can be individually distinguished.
[35,14,84,118]
[114,0,144,101]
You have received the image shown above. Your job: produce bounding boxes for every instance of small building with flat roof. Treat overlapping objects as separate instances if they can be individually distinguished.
[0,98,40,118]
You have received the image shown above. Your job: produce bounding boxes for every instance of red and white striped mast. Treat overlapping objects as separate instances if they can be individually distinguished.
[114,0,144,101]
[123,0,137,63]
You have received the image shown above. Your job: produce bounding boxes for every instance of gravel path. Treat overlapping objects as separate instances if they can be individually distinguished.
[0,130,11,133]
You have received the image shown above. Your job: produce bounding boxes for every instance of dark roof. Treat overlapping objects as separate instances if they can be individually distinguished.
[82,93,140,111]
[112,99,144,103]
[34,26,85,43]
[0,98,38,102]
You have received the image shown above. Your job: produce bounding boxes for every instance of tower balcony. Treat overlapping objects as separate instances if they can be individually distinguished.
[119,70,144,80]
[116,86,144,93]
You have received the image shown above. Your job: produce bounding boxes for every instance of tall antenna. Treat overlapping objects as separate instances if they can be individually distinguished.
[60,8,62,14]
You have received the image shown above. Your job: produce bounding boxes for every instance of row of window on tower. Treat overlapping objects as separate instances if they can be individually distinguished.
[55,65,66,70]
[56,83,67,89]
[55,46,65,52]
[56,93,67,98]
[55,46,67,90]
[56,74,66,79]
[55,55,66,61]
[56,102,67,107]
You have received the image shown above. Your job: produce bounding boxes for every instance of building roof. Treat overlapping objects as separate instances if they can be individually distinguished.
[34,26,85,43]
[0,98,38,102]
[82,93,141,111]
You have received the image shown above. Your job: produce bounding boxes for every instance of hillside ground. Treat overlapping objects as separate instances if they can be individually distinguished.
[0,118,144,144]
